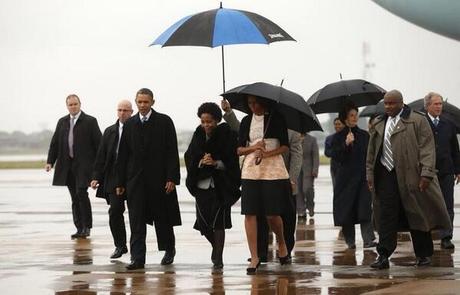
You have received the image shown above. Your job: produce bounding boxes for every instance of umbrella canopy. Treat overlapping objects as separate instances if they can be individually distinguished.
[151,3,295,92]
[307,79,386,114]
[359,100,384,118]
[221,82,322,133]
[408,98,460,133]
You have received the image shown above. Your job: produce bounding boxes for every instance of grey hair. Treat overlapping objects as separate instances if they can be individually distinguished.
[424,92,443,109]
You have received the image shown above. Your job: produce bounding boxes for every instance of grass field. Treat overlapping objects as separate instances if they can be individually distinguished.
[0,156,330,169]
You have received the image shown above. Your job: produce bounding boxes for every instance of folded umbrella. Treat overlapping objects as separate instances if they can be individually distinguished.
[222,82,322,133]
[307,79,386,114]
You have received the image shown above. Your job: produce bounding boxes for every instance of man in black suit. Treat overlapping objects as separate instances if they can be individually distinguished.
[46,94,102,239]
[116,88,182,270]
[424,92,460,249]
[91,100,133,259]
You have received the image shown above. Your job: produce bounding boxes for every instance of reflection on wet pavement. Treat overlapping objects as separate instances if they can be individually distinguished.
[1,167,460,294]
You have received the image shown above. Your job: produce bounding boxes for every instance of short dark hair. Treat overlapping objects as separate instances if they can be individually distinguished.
[66,94,80,104]
[136,88,154,100]
[197,102,222,123]
[338,102,358,124]
[333,117,341,123]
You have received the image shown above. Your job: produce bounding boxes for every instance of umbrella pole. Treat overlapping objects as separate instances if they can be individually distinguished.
[221,45,226,93]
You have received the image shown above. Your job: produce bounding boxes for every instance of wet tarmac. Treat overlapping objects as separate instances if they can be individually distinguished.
[1,166,460,294]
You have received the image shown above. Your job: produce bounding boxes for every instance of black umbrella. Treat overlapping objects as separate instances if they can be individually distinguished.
[221,82,322,133]
[408,98,460,133]
[359,100,384,118]
[307,79,386,114]
[151,3,295,92]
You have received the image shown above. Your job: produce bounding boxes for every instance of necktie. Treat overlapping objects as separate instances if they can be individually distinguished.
[142,116,147,124]
[116,125,122,157]
[380,117,396,171]
[433,118,439,127]
[68,116,75,158]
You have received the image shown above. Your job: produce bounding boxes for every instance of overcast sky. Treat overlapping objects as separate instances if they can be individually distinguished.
[1,0,459,133]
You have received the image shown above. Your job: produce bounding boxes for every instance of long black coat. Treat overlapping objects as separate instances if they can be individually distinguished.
[92,121,122,203]
[184,123,241,208]
[426,114,460,176]
[116,110,181,226]
[47,111,101,188]
[331,126,372,226]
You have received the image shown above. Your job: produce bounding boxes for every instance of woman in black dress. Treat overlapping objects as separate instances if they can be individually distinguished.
[330,103,377,249]
[184,102,241,269]
[238,95,291,274]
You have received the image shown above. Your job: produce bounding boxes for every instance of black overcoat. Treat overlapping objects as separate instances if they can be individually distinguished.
[184,123,241,208]
[92,121,122,203]
[116,110,181,226]
[47,111,102,188]
[330,126,372,226]
[425,114,460,176]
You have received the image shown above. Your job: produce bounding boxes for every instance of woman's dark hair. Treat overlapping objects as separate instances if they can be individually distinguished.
[338,102,358,124]
[197,102,222,123]
[248,95,274,111]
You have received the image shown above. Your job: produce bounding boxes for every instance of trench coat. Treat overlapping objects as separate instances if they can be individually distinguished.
[116,109,181,226]
[366,106,451,232]
[331,126,372,226]
[47,111,101,188]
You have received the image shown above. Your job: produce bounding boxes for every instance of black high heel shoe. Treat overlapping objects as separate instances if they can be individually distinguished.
[279,255,291,265]
[246,261,261,275]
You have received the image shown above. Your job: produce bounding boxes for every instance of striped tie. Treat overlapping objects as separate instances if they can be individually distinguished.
[380,117,396,171]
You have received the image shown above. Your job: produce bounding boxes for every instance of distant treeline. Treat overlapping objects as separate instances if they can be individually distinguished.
[0,129,195,155]
[0,128,333,156]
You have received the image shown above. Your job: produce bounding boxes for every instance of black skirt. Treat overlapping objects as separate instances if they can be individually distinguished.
[241,179,290,216]
[193,188,232,235]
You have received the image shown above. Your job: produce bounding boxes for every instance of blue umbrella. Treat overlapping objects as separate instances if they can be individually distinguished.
[151,2,295,92]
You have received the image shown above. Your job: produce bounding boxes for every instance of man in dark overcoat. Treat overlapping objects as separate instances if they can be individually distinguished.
[91,100,133,259]
[46,94,102,239]
[366,90,451,269]
[423,92,460,249]
[116,88,181,270]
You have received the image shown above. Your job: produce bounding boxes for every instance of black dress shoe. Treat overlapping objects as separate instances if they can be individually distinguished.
[126,261,144,270]
[370,255,389,269]
[363,241,378,248]
[246,261,261,275]
[213,259,224,270]
[161,248,176,265]
[441,238,455,250]
[71,229,82,239]
[416,256,431,267]
[110,246,128,259]
[79,228,91,238]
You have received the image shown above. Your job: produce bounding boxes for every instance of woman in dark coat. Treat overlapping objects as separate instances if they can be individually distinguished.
[185,102,241,269]
[331,103,377,249]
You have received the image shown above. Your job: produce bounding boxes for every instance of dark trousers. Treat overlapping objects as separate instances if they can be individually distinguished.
[375,162,433,258]
[256,194,297,257]
[438,174,455,240]
[108,193,127,248]
[127,194,175,264]
[342,221,375,246]
[66,170,92,230]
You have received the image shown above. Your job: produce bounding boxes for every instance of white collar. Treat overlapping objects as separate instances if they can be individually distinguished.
[427,113,439,122]
[139,109,152,121]
[70,111,81,121]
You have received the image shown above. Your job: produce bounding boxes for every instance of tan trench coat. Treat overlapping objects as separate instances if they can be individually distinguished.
[366,106,451,232]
